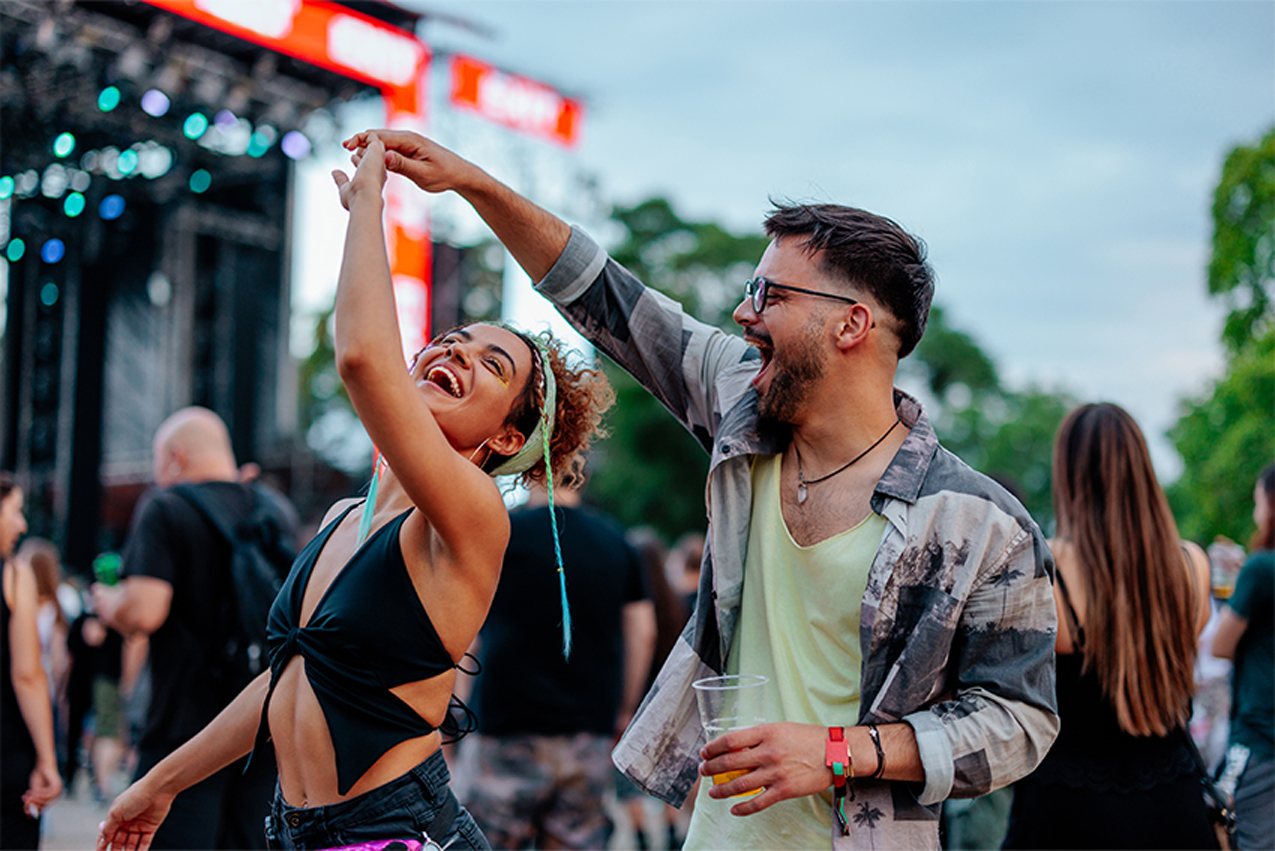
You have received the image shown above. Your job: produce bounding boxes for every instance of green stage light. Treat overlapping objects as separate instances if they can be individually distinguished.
[183,112,209,139]
[0,176,13,200]
[189,169,211,194]
[53,133,76,158]
[98,86,121,112]
[40,282,59,307]
[64,192,86,217]
[117,150,139,175]
[5,239,25,262]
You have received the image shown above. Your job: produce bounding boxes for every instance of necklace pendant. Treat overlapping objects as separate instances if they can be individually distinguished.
[797,482,808,504]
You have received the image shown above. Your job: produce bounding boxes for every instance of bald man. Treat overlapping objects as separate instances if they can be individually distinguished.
[94,407,298,850]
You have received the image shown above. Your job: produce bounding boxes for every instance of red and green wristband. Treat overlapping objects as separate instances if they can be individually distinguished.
[825,726,853,836]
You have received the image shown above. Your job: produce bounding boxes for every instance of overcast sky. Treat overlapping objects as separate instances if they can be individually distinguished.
[298,1,1274,479]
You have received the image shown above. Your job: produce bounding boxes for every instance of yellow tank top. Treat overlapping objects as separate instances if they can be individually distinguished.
[684,453,887,850]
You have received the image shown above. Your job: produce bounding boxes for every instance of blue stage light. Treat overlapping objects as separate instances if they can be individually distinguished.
[99,195,126,220]
[40,239,66,264]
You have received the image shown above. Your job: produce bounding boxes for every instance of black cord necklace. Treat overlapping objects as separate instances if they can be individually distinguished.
[794,417,902,505]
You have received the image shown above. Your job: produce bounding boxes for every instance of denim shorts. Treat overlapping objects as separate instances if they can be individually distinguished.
[265,751,490,850]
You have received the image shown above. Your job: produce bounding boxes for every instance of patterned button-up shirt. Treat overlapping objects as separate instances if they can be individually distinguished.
[536,227,1059,849]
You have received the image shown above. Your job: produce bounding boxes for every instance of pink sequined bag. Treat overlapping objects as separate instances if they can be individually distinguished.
[319,838,442,851]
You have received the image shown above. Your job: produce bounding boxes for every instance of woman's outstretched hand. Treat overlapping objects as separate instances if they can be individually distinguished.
[343,130,474,194]
[96,777,175,851]
[332,132,387,210]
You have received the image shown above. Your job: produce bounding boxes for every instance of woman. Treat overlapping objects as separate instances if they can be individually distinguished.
[97,134,612,851]
[1003,403,1216,849]
[17,539,71,768]
[1212,463,1274,850]
[1,474,63,848]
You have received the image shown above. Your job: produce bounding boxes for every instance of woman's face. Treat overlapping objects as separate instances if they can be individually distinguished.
[409,324,536,454]
[0,488,27,559]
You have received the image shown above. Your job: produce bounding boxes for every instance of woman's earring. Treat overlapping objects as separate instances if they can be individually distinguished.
[468,439,490,464]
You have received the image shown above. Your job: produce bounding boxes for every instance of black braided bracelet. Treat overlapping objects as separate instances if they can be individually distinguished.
[866,723,886,779]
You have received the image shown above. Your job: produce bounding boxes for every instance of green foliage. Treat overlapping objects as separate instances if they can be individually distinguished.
[1168,328,1275,545]
[1169,126,1275,545]
[609,198,770,328]
[1209,127,1275,352]
[585,199,763,538]
[585,365,711,539]
[914,307,1073,530]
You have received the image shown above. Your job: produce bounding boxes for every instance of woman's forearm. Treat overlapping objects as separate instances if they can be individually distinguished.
[138,672,269,796]
[333,192,400,375]
[11,663,57,769]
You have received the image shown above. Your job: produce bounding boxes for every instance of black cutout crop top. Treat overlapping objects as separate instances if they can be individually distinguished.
[254,503,460,795]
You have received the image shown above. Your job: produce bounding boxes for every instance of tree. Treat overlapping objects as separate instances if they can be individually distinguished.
[1169,327,1275,544]
[1169,126,1275,546]
[911,307,1074,531]
[1208,127,1275,353]
[585,199,766,538]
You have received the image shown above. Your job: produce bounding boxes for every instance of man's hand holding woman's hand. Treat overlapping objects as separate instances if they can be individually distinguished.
[342,130,475,195]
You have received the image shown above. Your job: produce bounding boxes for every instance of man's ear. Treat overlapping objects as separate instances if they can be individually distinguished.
[833,303,875,352]
[487,424,527,459]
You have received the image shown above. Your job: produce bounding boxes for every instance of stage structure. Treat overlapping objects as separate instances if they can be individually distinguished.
[0,0,423,570]
[1,0,587,573]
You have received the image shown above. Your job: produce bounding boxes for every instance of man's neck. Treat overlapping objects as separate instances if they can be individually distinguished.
[788,375,901,472]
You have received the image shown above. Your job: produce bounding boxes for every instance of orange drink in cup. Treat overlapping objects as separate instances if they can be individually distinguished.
[693,674,768,797]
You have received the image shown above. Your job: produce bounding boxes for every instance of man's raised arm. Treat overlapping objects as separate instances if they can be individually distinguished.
[344,130,570,282]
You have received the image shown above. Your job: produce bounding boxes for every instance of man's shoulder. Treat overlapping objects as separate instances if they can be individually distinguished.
[914,446,1041,537]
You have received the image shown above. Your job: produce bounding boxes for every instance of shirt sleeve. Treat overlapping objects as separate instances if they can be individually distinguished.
[534,226,755,450]
[119,491,180,587]
[1228,553,1274,621]
[624,539,652,605]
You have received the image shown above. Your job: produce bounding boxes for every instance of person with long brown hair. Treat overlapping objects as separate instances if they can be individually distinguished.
[1211,462,1274,850]
[1,474,63,848]
[1003,403,1217,849]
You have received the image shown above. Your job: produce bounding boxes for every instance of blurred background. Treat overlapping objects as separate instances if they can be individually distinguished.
[1,0,1272,578]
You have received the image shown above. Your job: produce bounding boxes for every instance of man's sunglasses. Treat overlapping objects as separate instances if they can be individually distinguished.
[743,276,861,314]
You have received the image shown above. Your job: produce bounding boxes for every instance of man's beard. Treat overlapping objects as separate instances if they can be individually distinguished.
[757,332,826,423]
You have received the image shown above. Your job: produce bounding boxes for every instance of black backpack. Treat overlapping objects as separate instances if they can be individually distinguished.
[171,482,296,692]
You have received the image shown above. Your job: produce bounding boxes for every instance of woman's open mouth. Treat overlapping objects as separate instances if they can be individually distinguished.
[425,365,464,398]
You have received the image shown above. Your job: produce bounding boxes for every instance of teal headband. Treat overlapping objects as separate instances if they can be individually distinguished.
[488,331,557,477]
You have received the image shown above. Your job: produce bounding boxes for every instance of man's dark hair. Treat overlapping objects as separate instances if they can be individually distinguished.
[764,203,935,358]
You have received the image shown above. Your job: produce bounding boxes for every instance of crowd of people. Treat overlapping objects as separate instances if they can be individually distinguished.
[0,128,1268,851]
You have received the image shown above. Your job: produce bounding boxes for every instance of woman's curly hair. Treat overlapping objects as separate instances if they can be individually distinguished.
[484,327,613,489]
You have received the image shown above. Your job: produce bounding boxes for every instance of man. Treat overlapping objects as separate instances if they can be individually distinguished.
[456,479,655,849]
[94,407,298,849]
[358,129,1058,850]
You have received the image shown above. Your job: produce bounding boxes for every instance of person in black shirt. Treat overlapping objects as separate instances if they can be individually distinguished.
[94,408,299,850]
[458,481,654,849]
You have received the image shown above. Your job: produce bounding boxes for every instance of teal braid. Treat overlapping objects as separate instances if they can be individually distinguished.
[484,325,571,657]
[356,449,381,546]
